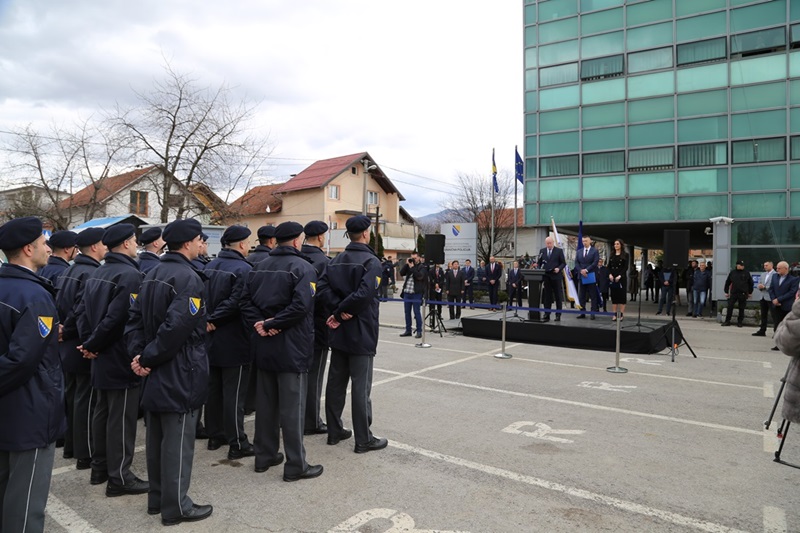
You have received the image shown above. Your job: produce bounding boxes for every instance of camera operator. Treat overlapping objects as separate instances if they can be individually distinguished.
[399,253,427,338]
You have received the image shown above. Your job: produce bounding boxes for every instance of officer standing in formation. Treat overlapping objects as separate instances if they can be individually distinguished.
[0,217,66,533]
[127,218,213,526]
[301,220,330,436]
[247,225,276,266]
[137,227,165,273]
[76,224,149,495]
[203,225,256,459]
[55,227,106,470]
[38,229,78,284]
[319,215,388,454]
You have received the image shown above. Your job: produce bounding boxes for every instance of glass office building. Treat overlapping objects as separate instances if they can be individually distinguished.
[523,0,800,266]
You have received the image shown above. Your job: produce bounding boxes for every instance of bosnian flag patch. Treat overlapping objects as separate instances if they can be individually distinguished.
[38,316,53,338]
[189,297,202,315]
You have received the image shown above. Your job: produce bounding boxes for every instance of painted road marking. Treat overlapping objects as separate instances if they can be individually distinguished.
[763,506,787,533]
[502,421,585,444]
[764,382,775,398]
[577,381,637,393]
[763,429,780,453]
[329,508,469,533]
[619,357,662,366]
[47,495,102,533]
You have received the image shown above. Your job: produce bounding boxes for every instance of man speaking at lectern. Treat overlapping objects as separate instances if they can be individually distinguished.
[539,236,566,322]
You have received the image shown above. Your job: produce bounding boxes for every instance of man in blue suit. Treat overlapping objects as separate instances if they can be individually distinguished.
[769,261,799,349]
[506,260,523,308]
[539,236,566,322]
[574,235,599,319]
[486,256,503,308]
[463,259,476,308]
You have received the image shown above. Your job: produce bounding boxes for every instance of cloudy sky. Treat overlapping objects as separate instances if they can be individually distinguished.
[0,0,523,217]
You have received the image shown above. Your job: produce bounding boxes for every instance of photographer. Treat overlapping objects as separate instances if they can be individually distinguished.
[399,252,427,338]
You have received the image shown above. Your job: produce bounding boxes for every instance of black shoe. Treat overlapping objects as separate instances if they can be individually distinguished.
[195,426,209,440]
[772,346,780,351]
[147,507,160,515]
[162,504,213,526]
[542,317,550,322]
[737,323,743,328]
[56,438,65,448]
[554,316,561,322]
[415,332,422,339]
[106,477,149,497]
[576,315,586,319]
[304,423,328,436]
[254,453,284,473]
[686,312,693,317]
[207,437,226,451]
[655,311,662,315]
[227,442,255,460]
[63,450,74,459]
[354,436,388,454]
[283,464,323,482]
[752,330,767,337]
[327,429,353,445]
[590,315,596,320]
[76,458,91,470]
[90,470,109,485]
[721,322,731,327]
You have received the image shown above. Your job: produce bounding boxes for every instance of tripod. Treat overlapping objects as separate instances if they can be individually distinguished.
[507,285,527,322]
[425,298,446,336]
[655,286,697,362]
[621,280,655,332]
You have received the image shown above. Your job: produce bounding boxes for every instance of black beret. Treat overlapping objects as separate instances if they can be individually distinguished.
[200,232,209,242]
[0,217,43,250]
[221,225,251,246]
[76,227,105,247]
[303,220,328,237]
[346,215,371,233]
[274,221,303,242]
[162,219,203,244]
[103,224,136,249]
[736,260,745,266]
[139,227,162,245]
[257,225,276,240]
[48,230,78,249]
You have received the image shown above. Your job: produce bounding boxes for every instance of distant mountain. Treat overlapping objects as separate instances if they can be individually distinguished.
[416,209,469,233]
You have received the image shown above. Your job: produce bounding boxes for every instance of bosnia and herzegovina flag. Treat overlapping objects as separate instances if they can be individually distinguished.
[515,146,524,185]
[492,148,499,193]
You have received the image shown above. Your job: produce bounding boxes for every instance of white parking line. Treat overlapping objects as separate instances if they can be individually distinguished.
[379,338,499,355]
[764,382,775,398]
[763,506,787,533]
[389,440,749,533]
[47,495,103,533]
[763,429,780,453]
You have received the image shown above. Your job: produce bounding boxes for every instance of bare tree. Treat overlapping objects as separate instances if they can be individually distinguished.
[108,63,273,222]
[439,171,516,263]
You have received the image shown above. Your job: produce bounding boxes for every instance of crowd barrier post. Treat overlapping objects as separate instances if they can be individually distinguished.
[493,302,512,360]
[415,300,432,349]
[606,307,628,373]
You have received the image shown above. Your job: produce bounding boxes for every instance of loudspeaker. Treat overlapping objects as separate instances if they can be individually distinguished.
[425,234,446,265]
[663,230,690,267]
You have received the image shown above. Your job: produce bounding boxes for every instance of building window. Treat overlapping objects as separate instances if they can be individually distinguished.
[329,185,340,200]
[628,47,673,74]
[678,142,728,167]
[677,38,727,66]
[731,27,786,57]
[367,191,379,205]
[540,63,579,87]
[580,55,624,80]
[732,138,786,164]
[791,24,800,48]
[791,136,800,160]
[540,155,580,177]
[629,147,674,171]
[331,221,338,230]
[583,151,625,174]
[130,191,148,216]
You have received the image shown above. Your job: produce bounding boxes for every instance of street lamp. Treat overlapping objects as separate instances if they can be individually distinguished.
[361,158,377,215]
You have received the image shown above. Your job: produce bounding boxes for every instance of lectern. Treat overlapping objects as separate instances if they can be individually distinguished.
[520,269,545,321]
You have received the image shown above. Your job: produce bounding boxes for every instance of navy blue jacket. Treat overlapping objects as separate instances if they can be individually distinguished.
[575,246,599,280]
[77,253,143,390]
[204,249,253,367]
[486,261,503,283]
[55,254,101,374]
[247,245,271,266]
[691,269,712,292]
[506,267,522,291]
[137,251,161,273]
[317,242,382,356]
[125,253,209,413]
[539,247,567,281]
[241,246,316,372]
[770,274,799,310]
[38,255,70,285]
[463,265,475,287]
[0,264,66,451]
[191,255,210,271]
[302,244,331,350]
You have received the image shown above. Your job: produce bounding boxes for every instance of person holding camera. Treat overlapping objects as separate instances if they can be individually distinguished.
[399,252,427,338]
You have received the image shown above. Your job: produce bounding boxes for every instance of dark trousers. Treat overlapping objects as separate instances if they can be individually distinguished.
[0,443,55,533]
[447,294,462,319]
[464,283,474,304]
[579,282,599,313]
[146,410,198,521]
[64,372,94,461]
[772,306,790,332]
[254,370,307,477]
[507,285,523,307]
[542,275,563,318]
[725,293,748,324]
[325,350,374,447]
[305,346,328,432]
[206,364,250,449]
[488,282,499,305]
[658,285,674,314]
[403,293,423,334]
[758,299,771,332]
[92,387,140,485]
[379,284,389,299]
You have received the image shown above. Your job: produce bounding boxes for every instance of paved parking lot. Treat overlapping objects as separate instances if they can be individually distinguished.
[45,299,797,532]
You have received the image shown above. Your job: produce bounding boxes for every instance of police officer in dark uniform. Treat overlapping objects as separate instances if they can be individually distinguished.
[318,215,388,454]
[76,224,149,496]
[55,227,106,469]
[301,220,330,436]
[242,221,323,481]
[203,225,256,459]
[0,217,66,533]
[137,227,165,274]
[192,233,211,270]
[126,218,213,525]
[38,229,78,284]
[247,225,275,266]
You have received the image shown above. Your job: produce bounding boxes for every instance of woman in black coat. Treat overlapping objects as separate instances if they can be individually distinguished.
[607,238,629,320]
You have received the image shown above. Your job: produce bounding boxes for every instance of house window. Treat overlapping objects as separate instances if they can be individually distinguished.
[367,191,379,205]
[331,222,338,230]
[130,191,148,216]
[329,185,340,200]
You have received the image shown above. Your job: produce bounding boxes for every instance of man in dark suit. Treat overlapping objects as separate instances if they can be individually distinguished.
[769,261,799,349]
[539,236,566,322]
[486,256,503,308]
[574,235,599,319]
[462,259,475,309]
[506,260,523,308]
[428,264,445,327]
[445,260,466,320]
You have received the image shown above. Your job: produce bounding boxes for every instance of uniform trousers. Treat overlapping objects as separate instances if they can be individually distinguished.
[725,293,748,324]
[64,372,94,461]
[0,443,55,533]
[254,370,308,477]
[92,387,140,485]
[145,410,198,521]
[325,350,374,447]
[542,275,563,318]
[305,346,328,432]
[205,364,250,449]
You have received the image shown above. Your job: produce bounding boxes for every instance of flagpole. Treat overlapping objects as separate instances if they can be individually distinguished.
[513,145,518,261]
[491,181,495,257]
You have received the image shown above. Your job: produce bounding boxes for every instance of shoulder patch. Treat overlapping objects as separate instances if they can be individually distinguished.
[310,282,316,296]
[38,316,53,338]
[129,293,138,306]
[189,297,202,316]
[375,275,381,289]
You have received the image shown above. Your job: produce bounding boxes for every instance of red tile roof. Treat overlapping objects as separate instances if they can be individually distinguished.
[228,183,284,216]
[58,166,156,210]
[475,207,524,228]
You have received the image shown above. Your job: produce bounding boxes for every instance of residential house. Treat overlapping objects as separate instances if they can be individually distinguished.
[0,185,69,228]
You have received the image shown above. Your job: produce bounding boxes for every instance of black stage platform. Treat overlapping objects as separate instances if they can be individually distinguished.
[461,312,678,354]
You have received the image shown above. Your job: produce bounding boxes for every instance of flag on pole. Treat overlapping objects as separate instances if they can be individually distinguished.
[551,217,581,309]
[515,146,524,185]
[492,148,499,193]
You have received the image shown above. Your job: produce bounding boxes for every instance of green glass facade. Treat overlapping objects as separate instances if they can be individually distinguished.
[523,0,800,241]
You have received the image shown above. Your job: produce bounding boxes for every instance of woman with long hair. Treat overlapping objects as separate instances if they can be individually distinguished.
[607,239,629,320]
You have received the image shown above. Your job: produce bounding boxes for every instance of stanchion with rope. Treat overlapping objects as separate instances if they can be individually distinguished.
[493,302,512,359]
[607,307,628,373]
[415,300,432,349]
